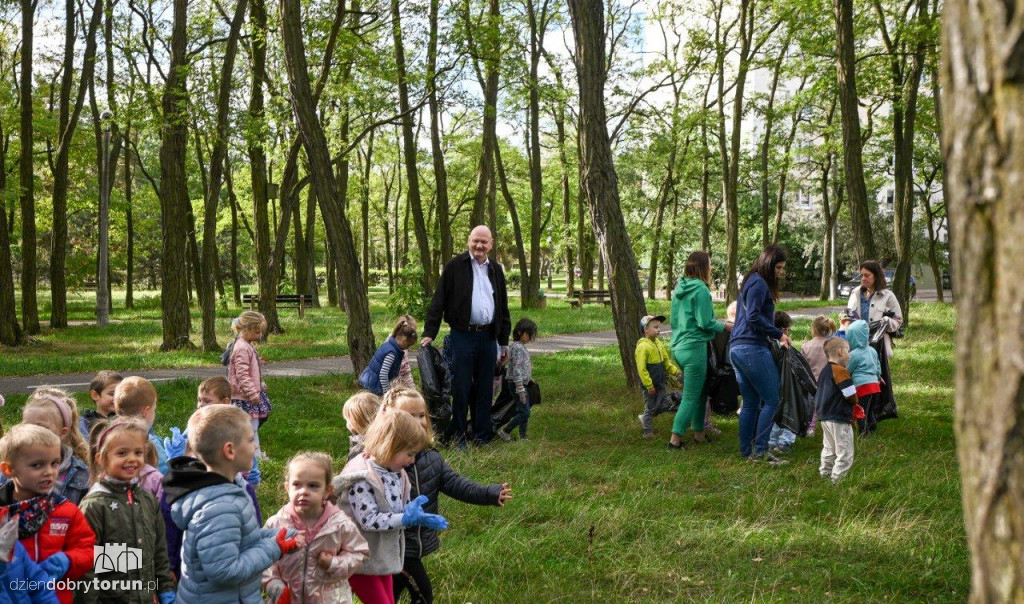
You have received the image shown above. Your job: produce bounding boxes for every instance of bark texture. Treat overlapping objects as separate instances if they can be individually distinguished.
[942,1,1024,600]
[567,0,647,389]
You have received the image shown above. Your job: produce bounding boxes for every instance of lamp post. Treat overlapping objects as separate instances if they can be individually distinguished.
[96,110,112,326]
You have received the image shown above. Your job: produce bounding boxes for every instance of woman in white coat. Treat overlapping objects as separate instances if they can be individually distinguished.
[846,260,903,430]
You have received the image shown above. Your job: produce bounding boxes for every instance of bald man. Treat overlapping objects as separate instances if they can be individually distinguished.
[422,226,511,446]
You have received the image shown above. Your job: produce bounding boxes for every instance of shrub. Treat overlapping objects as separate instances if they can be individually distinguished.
[386,266,430,320]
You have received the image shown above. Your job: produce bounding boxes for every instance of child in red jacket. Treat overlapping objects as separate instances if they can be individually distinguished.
[0,424,95,604]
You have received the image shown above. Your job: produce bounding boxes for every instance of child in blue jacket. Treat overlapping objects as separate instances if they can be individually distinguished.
[846,320,882,435]
[358,316,418,396]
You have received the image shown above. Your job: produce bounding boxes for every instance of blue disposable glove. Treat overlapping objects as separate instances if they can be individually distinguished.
[158,591,176,604]
[40,552,69,581]
[163,427,187,460]
[402,495,448,530]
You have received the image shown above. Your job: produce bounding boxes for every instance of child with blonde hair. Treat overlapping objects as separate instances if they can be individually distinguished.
[228,311,271,474]
[358,315,418,396]
[343,392,381,461]
[263,452,369,603]
[79,418,176,603]
[800,315,837,437]
[20,388,90,504]
[379,388,511,604]
[334,409,445,604]
[0,425,96,604]
[164,405,303,603]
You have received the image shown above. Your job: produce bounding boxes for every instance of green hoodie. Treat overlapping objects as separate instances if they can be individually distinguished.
[670,277,725,351]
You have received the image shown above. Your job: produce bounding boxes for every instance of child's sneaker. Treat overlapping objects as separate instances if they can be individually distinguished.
[637,414,646,430]
[830,475,842,485]
[750,452,789,466]
[497,430,512,442]
[771,445,792,455]
[642,431,655,439]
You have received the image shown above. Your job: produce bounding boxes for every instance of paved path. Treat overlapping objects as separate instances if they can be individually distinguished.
[0,304,845,397]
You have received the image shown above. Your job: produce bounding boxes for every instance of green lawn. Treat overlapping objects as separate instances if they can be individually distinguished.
[0,302,964,602]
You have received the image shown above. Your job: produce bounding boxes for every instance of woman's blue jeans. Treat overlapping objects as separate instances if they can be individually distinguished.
[730,344,780,457]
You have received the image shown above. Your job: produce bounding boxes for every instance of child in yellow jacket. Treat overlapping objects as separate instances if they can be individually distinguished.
[635,315,683,438]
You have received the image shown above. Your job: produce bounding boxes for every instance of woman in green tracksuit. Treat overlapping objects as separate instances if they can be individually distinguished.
[668,251,728,450]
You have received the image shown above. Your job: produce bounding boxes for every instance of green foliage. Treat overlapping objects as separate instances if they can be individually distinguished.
[386,266,430,321]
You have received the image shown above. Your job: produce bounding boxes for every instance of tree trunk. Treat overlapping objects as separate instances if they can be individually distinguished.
[381,169,395,295]
[716,0,755,304]
[941,1,1024,599]
[495,143,530,307]
[885,0,930,326]
[835,0,876,261]
[359,132,373,282]
[0,125,24,345]
[772,77,807,244]
[427,0,452,267]
[664,190,680,298]
[467,0,500,229]
[555,99,575,296]
[522,0,549,309]
[158,0,194,350]
[568,0,648,389]
[293,188,311,300]
[759,42,785,249]
[19,0,39,335]
[198,0,247,350]
[280,0,375,372]
[930,67,947,304]
[226,163,242,306]
[391,0,433,291]
[648,143,677,300]
[922,176,945,304]
[304,182,321,308]
[50,0,103,329]
[248,0,282,334]
[125,129,135,309]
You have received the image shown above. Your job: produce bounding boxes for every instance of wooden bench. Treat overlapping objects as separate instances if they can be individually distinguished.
[568,289,612,308]
[243,294,315,317]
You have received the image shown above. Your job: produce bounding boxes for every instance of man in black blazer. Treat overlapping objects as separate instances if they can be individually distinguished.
[421,225,512,445]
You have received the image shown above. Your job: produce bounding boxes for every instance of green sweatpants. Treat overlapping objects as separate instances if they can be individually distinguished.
[671,344,707,436]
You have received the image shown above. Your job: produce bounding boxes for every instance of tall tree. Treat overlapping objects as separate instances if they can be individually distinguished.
[942,0,1024,600]
[247,0,281,334]
[158,0,194,350]
[199,0,248,351]
[19,0,39,335]
[567,0,647,389]
[391,0,433,291]
[427,0,453,265]
[873,0,931,323]
[465,0,501,228]
[0,122,24,345]
[50,0,103,328]
[280,0,375,372]
[834,0,876,261]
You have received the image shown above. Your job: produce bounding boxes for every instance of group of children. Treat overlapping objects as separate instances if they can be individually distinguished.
[0,310,514,604]
[636,307,886,484]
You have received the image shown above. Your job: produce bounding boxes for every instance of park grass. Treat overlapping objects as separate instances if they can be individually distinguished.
[0,286,845,378]
[0,302,963,602]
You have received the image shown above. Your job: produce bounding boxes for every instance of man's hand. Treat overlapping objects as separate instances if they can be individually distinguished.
[420,336,433,347]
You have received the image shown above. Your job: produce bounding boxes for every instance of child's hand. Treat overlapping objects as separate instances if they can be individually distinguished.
[402,495,449,530]
[317,551,333,571]
[497,483,512,507]
[647,386,656,395]
[265,579,291,604]
[275,529,305,556]
[164,427,187,459]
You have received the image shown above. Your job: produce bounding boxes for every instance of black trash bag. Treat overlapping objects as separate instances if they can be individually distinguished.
[706,333,740,416]
[417,344,454,437]
[773,347,818,437]
[491,378,541,430]
[870,329,898,422]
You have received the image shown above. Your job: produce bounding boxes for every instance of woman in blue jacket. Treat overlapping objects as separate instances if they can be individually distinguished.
[730,245,791,465]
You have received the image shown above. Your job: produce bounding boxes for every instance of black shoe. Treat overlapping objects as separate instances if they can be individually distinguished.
[667,441,686,451]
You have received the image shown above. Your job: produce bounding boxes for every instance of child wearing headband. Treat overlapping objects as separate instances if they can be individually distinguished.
[79,418,176,603]
[20,388,91,504]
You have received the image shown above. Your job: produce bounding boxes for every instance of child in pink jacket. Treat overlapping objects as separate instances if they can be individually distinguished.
[263,452,369,604]
[228,311,271,470]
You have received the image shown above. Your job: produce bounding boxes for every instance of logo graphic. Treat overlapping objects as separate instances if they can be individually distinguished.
[93,544,142,574]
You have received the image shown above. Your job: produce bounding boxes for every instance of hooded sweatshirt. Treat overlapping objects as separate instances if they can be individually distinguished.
[262,502,369,604]
[163,458,281,604]
[670,277,725,351]
[846,320,881,391]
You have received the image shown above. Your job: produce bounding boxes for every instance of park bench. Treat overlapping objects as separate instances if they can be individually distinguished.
[243,293,315,318]
[568,289,612,308]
